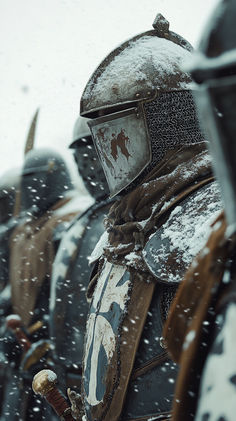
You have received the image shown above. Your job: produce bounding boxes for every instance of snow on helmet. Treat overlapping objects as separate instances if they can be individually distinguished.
[80,13,205,197]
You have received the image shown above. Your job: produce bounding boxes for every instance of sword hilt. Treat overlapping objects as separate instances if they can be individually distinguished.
[6,314,31,352]
[32,369,74,420]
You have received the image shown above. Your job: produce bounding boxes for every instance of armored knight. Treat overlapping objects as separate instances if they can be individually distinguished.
[0,168,21,417]
[31,116,114,419]
[163,1,236,420]
[77,13,222,421]
[0,168,20,293]
[49,116,113,390]
[1,148,86,420]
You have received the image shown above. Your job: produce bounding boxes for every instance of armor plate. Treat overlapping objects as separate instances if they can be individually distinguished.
[49,201,112,373]
[143,181,222,283]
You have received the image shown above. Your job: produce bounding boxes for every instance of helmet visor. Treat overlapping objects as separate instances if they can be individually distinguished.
[88,105,151,197]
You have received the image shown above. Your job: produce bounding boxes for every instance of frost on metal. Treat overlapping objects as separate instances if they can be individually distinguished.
[88,231,109,264]
[50,219,86,312]
[143,181,222,283]
[183,329,196,351]
[195,303,236,420]
[82,35,193,113]
[54,191,93,217]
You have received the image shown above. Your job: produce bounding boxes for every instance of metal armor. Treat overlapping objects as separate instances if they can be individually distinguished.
[82,181,222,421]
[0,204,79,421]
[81,14,204,197]
[21,147,73,213]
[49,198,114,391]
[0,168,20,291]
[188,0,236,229]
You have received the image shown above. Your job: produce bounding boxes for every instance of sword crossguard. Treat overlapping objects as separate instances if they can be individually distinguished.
[32,370,74,420]
[6,314,31,352]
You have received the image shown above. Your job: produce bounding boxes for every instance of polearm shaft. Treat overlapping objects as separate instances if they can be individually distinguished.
[32,370,74,420]
[14,107,40,216]
[6,314,31,352]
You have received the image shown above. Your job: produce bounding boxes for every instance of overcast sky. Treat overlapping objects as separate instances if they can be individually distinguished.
[0,0,219,181]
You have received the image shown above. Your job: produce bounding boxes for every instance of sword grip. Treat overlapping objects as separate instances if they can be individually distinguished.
[45,387,74,420]
[32,369,74,420]
[6,314,31,352]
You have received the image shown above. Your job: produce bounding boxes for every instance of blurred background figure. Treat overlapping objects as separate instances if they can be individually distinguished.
[33,116,115,419]
[0,168,21,292]
[0,168,21,417]
[163,0,236,420]
[1,146,89,420]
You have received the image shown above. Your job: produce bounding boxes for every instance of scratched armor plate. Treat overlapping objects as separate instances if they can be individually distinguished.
[89,106,151,196]
[143,181,222,284]
[83,261,130,409]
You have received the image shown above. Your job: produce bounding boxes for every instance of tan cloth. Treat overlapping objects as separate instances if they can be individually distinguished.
[163,212,236,420]
[9,198,77,327]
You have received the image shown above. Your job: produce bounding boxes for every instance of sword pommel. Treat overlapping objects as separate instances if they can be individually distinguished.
[6,314,22,330]
[6,314,31,352]
[32,369,57,396]
[32,370,74,420]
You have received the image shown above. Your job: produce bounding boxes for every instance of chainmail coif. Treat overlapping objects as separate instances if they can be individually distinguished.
[143,90,205,173]
[124,90,205,195]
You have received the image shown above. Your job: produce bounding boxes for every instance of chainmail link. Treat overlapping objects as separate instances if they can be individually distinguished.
[143,90,205,174]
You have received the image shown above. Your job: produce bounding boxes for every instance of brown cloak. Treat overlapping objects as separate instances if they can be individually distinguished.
[9,197,78,327]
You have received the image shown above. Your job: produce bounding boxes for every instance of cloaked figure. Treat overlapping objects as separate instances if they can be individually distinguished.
[1,147,88,420]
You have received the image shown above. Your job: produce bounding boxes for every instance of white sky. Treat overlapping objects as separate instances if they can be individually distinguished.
[0,0,219,182]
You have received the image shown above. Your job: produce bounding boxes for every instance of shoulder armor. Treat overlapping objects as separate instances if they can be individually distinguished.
[52,220,72,244]
[143,181,222,284]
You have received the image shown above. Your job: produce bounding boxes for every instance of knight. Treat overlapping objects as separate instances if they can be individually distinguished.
[48,116,113,390]
[0,168,21,416]
[76,13,222,421]
[163,1,236,419]
[1,146,86,420]
[30,116,114,420]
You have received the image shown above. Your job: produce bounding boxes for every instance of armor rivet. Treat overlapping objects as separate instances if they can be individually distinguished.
[152,13,170,34]
[160,336,167,349]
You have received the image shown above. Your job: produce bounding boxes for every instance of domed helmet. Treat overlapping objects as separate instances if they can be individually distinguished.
[80,13,205,197]
[0,169,20,224]
[188,0,236,227]
[21,147,73,213]
[69,116,108,200]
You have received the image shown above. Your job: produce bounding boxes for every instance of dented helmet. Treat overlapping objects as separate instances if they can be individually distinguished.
[21,148,73,213]
[69,116,108,200]
[188,0,236,226]
[0,169,20,224]
[80,13,205,197]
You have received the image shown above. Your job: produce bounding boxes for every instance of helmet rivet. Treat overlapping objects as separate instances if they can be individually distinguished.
[152,14,170,35]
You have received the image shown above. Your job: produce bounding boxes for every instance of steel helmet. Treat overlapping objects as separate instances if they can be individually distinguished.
[69,116,108,200]
[188,0,236,226]
[80,13,205,197]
